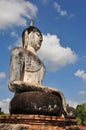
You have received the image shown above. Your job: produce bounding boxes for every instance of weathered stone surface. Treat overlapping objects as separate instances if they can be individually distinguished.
[22,24,43,52]
[0,124,80,130]
[9,91,62,116]
[8,47,45,93]
[9,80,45,93]
[0,124,29,130]
[0,114,80,130]
[9,81,76,118]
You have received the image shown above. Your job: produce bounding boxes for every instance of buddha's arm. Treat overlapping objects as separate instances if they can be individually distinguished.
[8,47,24,92]
[39,64,46,85]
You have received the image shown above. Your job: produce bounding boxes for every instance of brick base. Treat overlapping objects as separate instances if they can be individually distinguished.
[0,114,80,130]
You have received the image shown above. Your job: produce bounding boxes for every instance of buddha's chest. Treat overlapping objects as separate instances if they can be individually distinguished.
[24,52,42,72]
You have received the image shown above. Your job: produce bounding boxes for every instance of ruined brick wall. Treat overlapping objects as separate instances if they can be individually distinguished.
[0,114,80,130]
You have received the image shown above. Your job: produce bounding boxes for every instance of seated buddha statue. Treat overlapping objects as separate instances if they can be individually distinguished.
[8,20,76,118]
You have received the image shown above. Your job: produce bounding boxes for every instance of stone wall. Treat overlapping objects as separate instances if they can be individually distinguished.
[0,114,80,130]
[0,124,80,130]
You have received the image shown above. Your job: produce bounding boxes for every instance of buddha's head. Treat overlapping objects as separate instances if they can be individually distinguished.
[22,20,43,52]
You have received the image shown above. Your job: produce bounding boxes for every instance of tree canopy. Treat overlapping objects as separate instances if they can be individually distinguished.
[76,103,86,125]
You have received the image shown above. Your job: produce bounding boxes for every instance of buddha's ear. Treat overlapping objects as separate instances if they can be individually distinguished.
[22,30,28,48]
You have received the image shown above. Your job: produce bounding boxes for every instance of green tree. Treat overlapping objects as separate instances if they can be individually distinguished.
[76,103,86,125]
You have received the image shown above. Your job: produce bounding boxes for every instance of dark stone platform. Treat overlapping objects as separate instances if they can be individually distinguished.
[10,91,62,116]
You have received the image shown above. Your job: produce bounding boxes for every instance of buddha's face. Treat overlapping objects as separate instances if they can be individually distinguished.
[25,28,43,51]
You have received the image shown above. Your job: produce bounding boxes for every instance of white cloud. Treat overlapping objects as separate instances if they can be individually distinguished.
[11,31,19,38]
[75,69,86,81]
[79,91,86,95]
[0,72,6,79]
[67,100,79,108]
[8,45,13,50]
[0,0,38,29]
[38,33,78,71]
[67,100,80,108]
[0,98,10,113]
[8,33,78,71]
[8,36,22,50]
[15,37,22,46]
[41,0,48,3]
[54,2,68,16]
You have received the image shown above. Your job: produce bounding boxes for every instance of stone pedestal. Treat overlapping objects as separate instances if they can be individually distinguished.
[0,114,80,130]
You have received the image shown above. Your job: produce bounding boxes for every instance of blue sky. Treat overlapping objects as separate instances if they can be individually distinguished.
[0,0,86,113]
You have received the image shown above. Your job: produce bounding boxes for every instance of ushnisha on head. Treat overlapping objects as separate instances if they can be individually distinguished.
[22,20,43,52]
